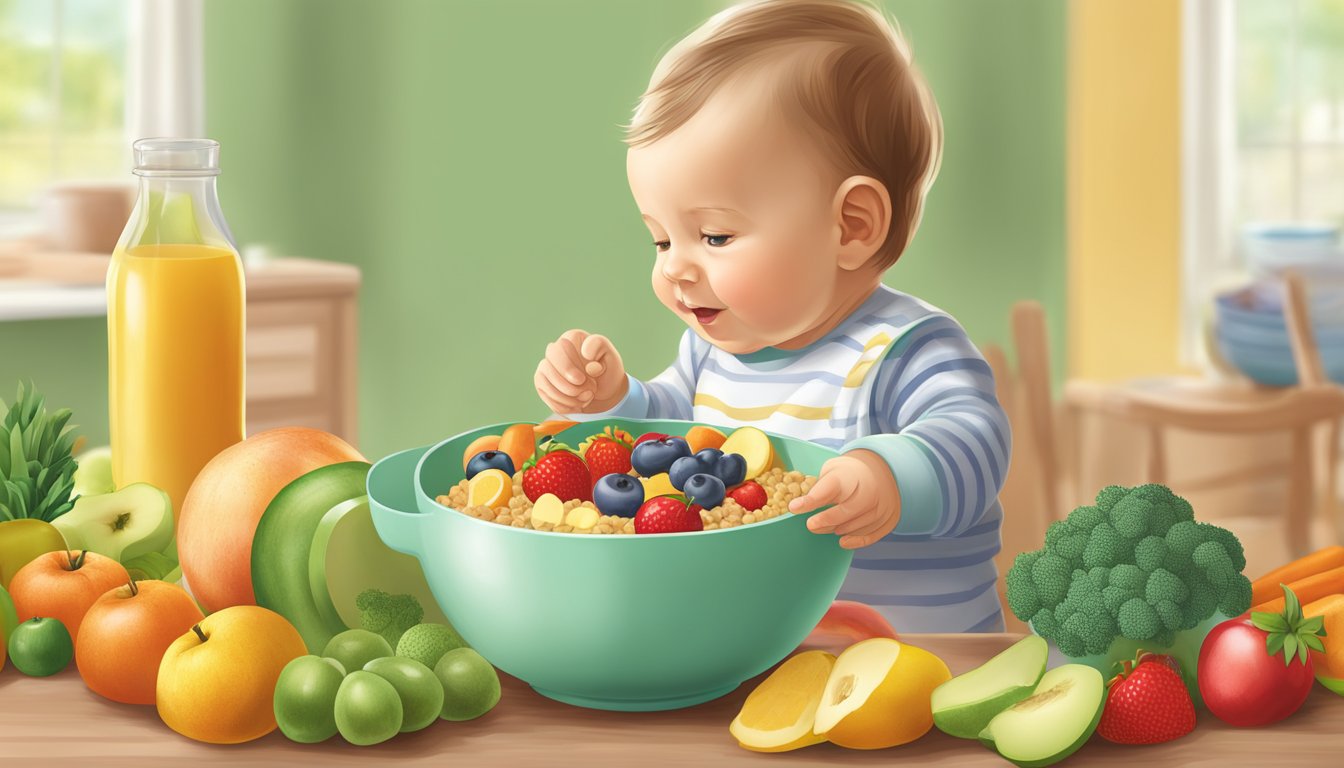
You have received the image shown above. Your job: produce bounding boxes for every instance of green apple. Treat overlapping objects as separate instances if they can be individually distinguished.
[51,483,172,563]
[434,648,501,721]
[364,656,443,733]
[322,629,392,676]
[122,551,178,582]
[274,655,347,743]
[71,446,115,498]
[334,670,403,746]
[0,519,67,589]
[250,462,371,653]
[8,617,74,676]
[932,635,1048,739]
[978,664,1104,768]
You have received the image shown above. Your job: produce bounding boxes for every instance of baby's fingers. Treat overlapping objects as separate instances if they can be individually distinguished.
[547,338,588,387]
[579,333,616,377]
[789,471,840,517]
[538,359,593,401]
[535,367,583,412]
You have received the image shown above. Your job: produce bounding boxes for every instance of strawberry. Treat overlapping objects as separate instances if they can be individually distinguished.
[634,495,704,534]
[579,427,634,487]
[1096,650,1195,745]
[521,442,592,503]
[727,480,768,511]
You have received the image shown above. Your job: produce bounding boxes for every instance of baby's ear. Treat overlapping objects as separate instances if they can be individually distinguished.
[834,176,892,271]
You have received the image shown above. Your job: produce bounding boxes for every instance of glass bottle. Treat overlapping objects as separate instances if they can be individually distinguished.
[107,138,245,528]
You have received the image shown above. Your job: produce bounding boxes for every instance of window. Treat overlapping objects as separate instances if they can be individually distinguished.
[0,0,203,239]
[0,0,130,213]
[1181,0,1344,366]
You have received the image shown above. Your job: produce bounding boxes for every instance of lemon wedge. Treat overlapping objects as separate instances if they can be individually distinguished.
[730,650,835,752]
[467,468,512,509]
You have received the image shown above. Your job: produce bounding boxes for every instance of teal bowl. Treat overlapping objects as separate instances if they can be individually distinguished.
[367,417,854,712]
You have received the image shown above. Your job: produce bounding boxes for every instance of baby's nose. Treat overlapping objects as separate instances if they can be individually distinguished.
[660,247,700,282]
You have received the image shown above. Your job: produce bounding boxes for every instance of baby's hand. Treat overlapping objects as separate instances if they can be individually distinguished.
[789,450,901,549]
[534,329,629,414]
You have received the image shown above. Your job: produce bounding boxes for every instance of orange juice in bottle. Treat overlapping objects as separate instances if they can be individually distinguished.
[108,138,245,529]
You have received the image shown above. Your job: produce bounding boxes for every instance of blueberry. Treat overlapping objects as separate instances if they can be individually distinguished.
[694,448,724,464]
[631,436,692,477]
[668,455,705,491]
[466,450,515,480]
[682,473,726,510]
[715,453,747,487]
[593,472,645,517]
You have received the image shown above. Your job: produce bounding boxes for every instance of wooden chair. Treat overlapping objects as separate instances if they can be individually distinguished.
[1064,271,1344,558]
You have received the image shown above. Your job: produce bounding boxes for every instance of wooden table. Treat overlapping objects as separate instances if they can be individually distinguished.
[2,633,1341,766]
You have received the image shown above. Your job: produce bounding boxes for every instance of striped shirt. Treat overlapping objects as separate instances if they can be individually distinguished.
[561,284,1009,633]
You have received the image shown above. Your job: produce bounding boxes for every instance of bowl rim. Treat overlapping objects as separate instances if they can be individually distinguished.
[412,417,835,541]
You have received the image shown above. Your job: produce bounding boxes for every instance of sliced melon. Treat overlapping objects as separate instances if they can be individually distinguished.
[932,635,1048,739]
[978,664,1104,768]
[730,650,835,752]
[251,461,371,653]
[309,495,449,630]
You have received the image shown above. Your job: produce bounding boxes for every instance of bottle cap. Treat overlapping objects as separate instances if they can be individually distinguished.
[132,138,220,177]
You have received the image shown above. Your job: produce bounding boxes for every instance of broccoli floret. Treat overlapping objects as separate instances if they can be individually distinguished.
[1064,612,1116,656]
[356,589,424,649]
[1134,536,1170,573]
[1208,525,1247,572]
[1165,520,1203,557]
[1044,520,1071,548]
[1192,540,1236,588]
[1032,552,1073,606]
[1094,485,1128,513]
[1184,574,1220,625]
[1032,607,1060,637]
[1066,505,1106,533]
[1083,522,1129,568]
[1218,574,1253,617]
[1103,585,1139,615]
[1065,575,1103,615]
[1145,567,1190,605]
[1109,563,1146,591]
[1006,558,1042,620]
[1118,597,1161,640]
[1055,627,1086,658]
[1153,599,1185,631]
[1087,566,1111,592]
[1055,532,1089,560]
[1109,494,1154,539]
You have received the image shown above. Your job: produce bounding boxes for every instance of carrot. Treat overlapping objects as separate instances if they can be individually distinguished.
[1251,545,1344,607]
[1303,593,1344,619]
[534,420,577,438]
[498,423,537,472]
[1251,565,1344,615]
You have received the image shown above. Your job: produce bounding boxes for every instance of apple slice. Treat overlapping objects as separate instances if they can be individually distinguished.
[71,446,115,498]
[564,506,599,530]
[931,635,1048,739]
[720,427,775,481]
[308,495,450,633]
[51,482,173,562]
[812,637,952,749]
[978,664,1104,768]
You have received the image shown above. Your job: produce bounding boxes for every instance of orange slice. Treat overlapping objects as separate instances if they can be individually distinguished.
[467,469,512,509]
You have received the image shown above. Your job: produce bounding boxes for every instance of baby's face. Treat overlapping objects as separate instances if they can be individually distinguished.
[627,84,853,355]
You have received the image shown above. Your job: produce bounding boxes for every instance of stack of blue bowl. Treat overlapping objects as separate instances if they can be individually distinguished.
[1212,224,1344,386]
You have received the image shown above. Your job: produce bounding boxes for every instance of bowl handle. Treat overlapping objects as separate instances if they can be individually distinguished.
[367,445,432,557]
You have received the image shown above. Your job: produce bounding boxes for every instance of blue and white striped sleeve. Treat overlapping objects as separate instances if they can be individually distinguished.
[558,330,702,421]
[841,315,1011,538]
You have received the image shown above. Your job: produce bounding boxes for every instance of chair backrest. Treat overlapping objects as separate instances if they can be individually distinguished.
[1282,270,1327,388]
[1012,301,1062,525]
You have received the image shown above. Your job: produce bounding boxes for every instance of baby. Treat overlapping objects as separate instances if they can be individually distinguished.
[534,0,1010,634]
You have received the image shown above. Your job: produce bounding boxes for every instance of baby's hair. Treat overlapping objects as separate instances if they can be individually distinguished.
[626,0,942,270]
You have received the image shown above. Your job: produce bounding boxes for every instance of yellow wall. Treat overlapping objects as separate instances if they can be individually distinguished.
[1067,0,1185,380]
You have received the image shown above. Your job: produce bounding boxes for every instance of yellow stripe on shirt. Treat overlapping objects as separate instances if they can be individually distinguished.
[693,393,834,421]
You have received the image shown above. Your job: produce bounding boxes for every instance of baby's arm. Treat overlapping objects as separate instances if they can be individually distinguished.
[844,315,1012,538]
[542,329,704,421]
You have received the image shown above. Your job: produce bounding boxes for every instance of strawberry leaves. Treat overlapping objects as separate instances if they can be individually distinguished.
[1251,584,1327,666]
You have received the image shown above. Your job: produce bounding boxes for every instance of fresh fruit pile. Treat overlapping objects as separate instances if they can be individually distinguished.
[439,421,815,535]
[274,624,500,746]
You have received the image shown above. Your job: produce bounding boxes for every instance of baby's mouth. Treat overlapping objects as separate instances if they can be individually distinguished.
[678,299,724,326]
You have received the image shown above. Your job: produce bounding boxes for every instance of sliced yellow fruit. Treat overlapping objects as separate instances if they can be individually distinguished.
[731,650,836,752]
[467,468,512,508]
[530,493,565,527]
[639,472,678,499]
[720,427,774,481]
[813,637,951,750]
[565,506,599,530]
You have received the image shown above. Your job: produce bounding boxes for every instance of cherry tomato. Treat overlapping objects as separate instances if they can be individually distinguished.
[1198,616,1315,727]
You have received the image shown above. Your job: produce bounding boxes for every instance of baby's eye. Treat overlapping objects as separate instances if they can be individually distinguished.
[653,240,670,252]
[703,233,733,247]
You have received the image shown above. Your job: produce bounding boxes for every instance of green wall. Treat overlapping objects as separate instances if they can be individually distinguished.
[0,0,1065,460]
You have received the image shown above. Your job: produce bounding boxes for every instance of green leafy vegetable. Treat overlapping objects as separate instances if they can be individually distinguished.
[0,381,80,522]
[356,589,424,648]
[1006,483,1253,657]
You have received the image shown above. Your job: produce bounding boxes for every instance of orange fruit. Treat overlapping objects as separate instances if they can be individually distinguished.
[467,469,513,509]
[76,579,204,705]
[731,650,835,752]
[812,638,951,749]
[461,434,502,471]
[686,425,728,453]
[8,550,130,644]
